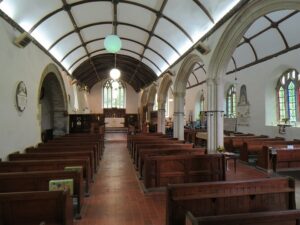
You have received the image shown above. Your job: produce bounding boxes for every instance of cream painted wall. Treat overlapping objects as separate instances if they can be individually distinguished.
[88,80,139,114]
[224,48,300,140]
[0,18,73,160]
[185,84,207,121]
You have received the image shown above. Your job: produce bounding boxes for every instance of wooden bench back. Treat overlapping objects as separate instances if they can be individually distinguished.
[167,177,295,225]
[144,154,225,189]
[0,190,73,225]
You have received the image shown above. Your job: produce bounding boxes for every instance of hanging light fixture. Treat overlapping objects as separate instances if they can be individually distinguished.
[110,53,121,80]
[104,35,122,53]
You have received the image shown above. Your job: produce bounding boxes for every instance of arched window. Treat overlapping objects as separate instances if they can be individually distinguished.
[226,85,236,118]
[103,79,125,108]
[200,94,205,112]
[276,70,299,123]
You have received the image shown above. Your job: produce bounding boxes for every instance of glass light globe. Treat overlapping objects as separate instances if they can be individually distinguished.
[110,68,121,80]
[104,35,122,53]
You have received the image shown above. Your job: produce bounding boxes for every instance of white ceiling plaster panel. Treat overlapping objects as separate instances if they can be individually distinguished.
[66,0,83,4]
[232,44,256,68]
[125,0,163,11]
[142,58,160,76]
[199,0,240,21]
[50,33,82,61]
[119,3,156,31]
[267,10,295,22]
[80,24,113,42]
[0,0,62,31]
[188,74,197,87]
[279,12,300,47]
[62,47,86,69]
[226,58,236,72]
[251,29,285,59]
[155,18,192,54]
[71,2,112,27]
[144,49,168,71]
[118,50,141,61]
[31,11,74,49]
[118,25,149,44]
[87,40,105,53]
[121,40,144,55]
[164,0,212,42]
[244,17,270,38]
[148,36,179,64]
[69,56,88,73]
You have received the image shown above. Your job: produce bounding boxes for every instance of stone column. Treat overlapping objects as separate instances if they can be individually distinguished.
[173,92,185,140]
[206,78,216,153]
[215,77,225,149]
[157,107,166,134]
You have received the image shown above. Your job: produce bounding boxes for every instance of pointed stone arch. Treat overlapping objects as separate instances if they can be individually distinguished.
[38,64,68,140]
[173,54,204,139]
[206,0,300,151]
[157,72,173,133]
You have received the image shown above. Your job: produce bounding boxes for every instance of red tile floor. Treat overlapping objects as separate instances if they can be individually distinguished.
[75,133,271,225]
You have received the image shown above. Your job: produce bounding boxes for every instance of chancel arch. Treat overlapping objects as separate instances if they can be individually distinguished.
[173,54,204,140]
[206,0,300,151]
[38,64,68,141]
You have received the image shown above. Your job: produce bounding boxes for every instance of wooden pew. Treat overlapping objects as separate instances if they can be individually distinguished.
[0,159,91,194]
[0,170,84,218]
[144,154,225,189]
[257,144,300,171]
[9,151,96,176]
[134,142,192,167]
[166,177,295,225]
[226,135,268,152]
[138,148,206,177]
[0,190,73,225]
[26,145,99,171]
[185,210,300,225]
[240,137,285,162]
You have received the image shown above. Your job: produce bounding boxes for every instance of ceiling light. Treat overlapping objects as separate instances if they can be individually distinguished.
[104,34,122,53]
[110,68,120,80]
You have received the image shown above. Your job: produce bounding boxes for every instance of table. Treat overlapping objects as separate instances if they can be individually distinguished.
[223,152,238,173]
[104,117,124,127]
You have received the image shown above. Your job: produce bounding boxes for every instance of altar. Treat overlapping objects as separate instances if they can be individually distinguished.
[105,117,125,127]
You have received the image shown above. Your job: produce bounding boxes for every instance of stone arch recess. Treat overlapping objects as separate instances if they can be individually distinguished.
[206,0,300,151]
[147,84,157,108]
[173,54,203,139]
[38,63,68,139]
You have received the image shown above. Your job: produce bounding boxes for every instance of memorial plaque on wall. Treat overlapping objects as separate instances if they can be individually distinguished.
[16,81,27,112]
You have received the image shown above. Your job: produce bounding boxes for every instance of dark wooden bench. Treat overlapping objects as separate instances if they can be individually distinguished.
[226,135,268,152]
[0,159,91,194]
[0,190,73,225]
[185,210,300,225]
[144,154,225,189]
[166,177,295,225]
[240,137,285,162]
[26,146,99,171]
[134,142,192,167]
[9,151,96,176]
[138,148,206,178]
[0,170,84,218]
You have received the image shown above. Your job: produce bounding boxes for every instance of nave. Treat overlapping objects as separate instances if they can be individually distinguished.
[75,133,273,225]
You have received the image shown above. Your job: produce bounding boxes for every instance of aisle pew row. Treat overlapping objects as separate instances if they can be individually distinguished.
[0,133,104,225]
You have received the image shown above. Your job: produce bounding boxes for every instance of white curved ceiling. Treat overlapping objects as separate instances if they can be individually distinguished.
[0,0,242,80]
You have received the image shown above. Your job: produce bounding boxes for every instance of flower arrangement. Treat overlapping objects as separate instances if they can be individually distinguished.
[216,146,225,153]
[282,117,289,124]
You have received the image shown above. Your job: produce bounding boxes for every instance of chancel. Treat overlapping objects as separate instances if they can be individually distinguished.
[2,0,300,224]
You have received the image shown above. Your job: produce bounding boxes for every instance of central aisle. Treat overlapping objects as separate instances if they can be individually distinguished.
[75,133,166,225]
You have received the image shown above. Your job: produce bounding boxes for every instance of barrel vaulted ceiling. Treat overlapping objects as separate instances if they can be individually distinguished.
[0,0,243,91]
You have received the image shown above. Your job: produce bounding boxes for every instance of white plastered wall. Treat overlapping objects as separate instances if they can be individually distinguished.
[0,18,73,160]
[224,48,300,140]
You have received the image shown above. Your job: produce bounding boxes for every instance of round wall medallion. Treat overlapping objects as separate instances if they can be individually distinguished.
[16,81,27,112]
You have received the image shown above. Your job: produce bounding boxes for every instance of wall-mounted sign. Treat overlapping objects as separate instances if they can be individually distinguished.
[16,81,27,112]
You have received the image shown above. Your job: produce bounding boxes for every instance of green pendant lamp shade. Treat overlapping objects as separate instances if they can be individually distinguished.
[104,35,122,53]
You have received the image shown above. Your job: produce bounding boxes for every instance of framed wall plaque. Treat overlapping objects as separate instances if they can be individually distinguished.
[16,81,27,112]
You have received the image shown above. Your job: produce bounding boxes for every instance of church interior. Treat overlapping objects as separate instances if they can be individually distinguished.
[1,0,300,224]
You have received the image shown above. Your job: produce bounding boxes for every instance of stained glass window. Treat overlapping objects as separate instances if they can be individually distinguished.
[226,85,236,118]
